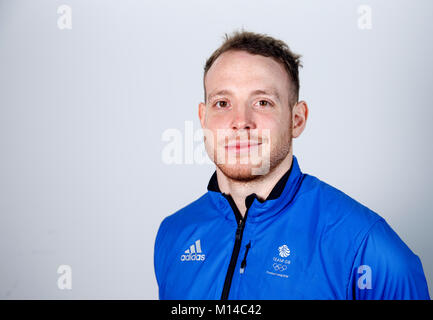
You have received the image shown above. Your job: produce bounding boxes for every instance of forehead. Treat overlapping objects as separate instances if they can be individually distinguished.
[205,50,291,101]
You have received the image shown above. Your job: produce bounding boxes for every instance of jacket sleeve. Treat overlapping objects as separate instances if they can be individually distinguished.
[154,217,171,300]
[347,219,430,300]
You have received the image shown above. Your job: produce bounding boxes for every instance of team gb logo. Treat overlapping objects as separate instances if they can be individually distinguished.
[278,245,290,258]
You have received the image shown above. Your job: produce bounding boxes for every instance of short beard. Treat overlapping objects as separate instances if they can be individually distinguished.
[216,136,292,183]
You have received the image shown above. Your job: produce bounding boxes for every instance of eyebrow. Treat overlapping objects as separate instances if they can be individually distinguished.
[207,89,233,102]
[251,89,281,102]
[207,88,281,102]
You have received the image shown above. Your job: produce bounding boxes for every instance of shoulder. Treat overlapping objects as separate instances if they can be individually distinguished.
[161,192,215,227]
[300,174,383,240]
[154,192,215,280]
[357,219,423,274]
[301,175,429,298]
[349,219,430,299]
[155,192,216,246]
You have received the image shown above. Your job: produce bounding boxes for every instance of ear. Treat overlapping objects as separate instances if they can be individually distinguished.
[292,100,308,138]
[198,102,206,128]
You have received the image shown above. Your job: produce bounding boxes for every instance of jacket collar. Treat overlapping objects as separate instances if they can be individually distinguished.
[207,160,292,201]
[207,155,305,223]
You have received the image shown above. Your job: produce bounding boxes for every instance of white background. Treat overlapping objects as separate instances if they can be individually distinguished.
[0,0,432,299]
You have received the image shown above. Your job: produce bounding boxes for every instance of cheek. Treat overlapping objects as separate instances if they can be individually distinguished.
[205,113,230,130]
[204,114,234,144]
[259,116,291,144]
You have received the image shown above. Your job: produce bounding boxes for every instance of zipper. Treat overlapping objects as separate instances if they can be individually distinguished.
[220,194,250,300]
[239,241,251,274]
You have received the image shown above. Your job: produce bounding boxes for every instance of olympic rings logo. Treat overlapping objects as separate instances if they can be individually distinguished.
[273,263,287,272]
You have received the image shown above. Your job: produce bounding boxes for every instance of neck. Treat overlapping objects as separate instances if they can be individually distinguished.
[216,151,293,217]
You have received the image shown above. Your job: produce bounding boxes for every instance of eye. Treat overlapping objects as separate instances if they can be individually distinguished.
[215,100,229,108]
[255,100,272,107]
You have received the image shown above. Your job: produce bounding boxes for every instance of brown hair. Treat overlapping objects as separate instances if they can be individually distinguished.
[203,30,303,106]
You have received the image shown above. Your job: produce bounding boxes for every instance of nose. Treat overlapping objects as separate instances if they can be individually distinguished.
[230,105,256,131]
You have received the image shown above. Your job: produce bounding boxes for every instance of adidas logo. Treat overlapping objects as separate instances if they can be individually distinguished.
[180,239,206,262]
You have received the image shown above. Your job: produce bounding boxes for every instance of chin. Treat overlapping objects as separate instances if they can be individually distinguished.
[217,164,257,182]
[216,160,270,181]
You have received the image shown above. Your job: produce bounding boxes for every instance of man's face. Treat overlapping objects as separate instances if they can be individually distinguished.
[199,50,294,181]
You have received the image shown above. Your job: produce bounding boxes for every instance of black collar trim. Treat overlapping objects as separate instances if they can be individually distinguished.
[207,160,293,208]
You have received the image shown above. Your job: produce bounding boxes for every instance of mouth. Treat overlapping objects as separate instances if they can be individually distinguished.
[225,140,262,153]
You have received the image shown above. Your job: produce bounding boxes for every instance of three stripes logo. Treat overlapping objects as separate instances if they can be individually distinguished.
[180,239,206,262]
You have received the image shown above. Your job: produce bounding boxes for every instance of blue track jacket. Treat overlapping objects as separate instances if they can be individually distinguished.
[154,155,430,299]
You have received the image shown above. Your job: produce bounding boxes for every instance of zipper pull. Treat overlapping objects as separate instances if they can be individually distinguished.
[239,241,251,274]
[239,262,246,274]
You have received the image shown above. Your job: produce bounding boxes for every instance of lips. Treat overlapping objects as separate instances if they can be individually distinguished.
[225,140,262,151]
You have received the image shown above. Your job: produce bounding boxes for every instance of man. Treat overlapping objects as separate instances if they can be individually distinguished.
[154,30,430,299]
